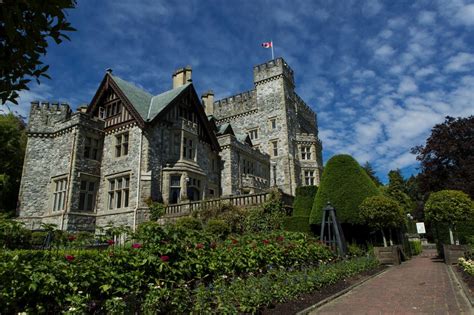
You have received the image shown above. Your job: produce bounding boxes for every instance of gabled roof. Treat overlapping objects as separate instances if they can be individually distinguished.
[235,132,253,146]
[110,74,190,122]
[216,123,234,136]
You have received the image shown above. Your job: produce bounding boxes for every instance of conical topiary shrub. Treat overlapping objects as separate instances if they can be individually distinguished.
[309,154,381,225]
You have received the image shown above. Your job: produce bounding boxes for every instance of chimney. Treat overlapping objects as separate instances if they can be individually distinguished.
[202,90,215,116]
[172,65,192,89]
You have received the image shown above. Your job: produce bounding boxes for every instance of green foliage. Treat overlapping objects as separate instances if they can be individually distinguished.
[359,195,406,230]
[146,200,165,221]
[0,0,76,104]
[425,190,473,227]
[205,219,230,238]
[347,243,366,257]
[310,155,381,225]
[0,114,27,215]
[175,217,203,230]
[381,186,415,215]
[283,186,317,233]
[292,186,318,216]
[0,229,337,313]
[409,240,422,256]
[362,162,382,186]
[283,216,311,233]
[0,215,31,249]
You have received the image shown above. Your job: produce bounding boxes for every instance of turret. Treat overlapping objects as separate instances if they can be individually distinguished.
[253,57,294,87]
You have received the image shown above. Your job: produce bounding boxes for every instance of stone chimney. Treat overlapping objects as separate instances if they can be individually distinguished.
[172,66,192,89]
[202,90,215,116]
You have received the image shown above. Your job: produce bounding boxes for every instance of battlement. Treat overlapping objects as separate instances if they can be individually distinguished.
[294,93,315,116]
[212,90,257,119]
[253,57,294,86]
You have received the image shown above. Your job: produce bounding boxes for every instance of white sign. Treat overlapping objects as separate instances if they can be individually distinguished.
[416,222,426,234]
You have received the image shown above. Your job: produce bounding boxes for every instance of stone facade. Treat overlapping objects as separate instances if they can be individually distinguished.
[208,58,323,195]
[17,58,322,231]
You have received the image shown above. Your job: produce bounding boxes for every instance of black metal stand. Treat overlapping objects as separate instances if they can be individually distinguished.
[320,202,347,256]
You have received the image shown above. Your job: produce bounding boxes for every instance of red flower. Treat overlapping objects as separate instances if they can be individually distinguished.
[196,243,204,249]
[68,235,76,241]
[231,239,238,244]
[107,239,115,245]
[65,255,75,261]
[262,239,270,245]
[276,236,284,242]
[160,255,170,262]
[132,243,142,249]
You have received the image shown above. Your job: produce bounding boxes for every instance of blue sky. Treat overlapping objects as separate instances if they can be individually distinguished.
[4,0,474,183]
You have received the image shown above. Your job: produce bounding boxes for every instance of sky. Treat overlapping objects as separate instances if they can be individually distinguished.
[4,0,474,183]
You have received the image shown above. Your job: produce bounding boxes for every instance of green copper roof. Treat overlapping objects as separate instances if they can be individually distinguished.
[110,74,190,122]
[147,83,190,121]
[216,123,233,136]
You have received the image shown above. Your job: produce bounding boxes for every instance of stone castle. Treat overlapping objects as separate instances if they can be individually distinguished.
[17,57,323,231]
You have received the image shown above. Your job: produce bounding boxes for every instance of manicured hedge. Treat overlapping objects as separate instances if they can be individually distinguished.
[283,186,318,233]
[283,216,311,233]
[293,186,318,217]
[310,155,381,225]
[409,240,422,256]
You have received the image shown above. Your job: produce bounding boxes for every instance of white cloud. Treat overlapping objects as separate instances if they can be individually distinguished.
[445,52,474,72]
[418,11,436,25]
[314,9,329,21]
[374,45,395,59]
[3,83,54,119]
[456,4,474,26]
[362,0,383,17]
[350,86,365,95]
[415,66,436,77]
[398,77,418,94]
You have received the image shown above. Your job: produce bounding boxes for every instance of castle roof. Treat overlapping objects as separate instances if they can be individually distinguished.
[110,74,190,121]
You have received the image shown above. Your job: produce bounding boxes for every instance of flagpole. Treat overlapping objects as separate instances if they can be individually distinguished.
[271,39,274,60]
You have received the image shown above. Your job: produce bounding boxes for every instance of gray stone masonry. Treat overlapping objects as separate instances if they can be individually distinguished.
[217,134,270,196]
[211,58,323,195]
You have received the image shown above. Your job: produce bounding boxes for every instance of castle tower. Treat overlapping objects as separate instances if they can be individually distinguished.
[212,58,323,195]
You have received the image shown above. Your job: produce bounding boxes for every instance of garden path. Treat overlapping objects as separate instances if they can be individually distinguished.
[312,249,472,314]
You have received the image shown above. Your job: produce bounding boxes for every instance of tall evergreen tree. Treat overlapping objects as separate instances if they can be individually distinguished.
[362,161,382,186]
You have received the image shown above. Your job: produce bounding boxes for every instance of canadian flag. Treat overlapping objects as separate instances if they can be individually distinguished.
[261,41,273,48]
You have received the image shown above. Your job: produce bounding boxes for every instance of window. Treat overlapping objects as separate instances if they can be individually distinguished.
[53,178,68,212]
[270,118,277,129]
[182,136,195,160]
[169,175,181,204]
[271,141,278,156]
[105,102,121,118]
[248,128,258,140]
[173,132,181,157]
[79,180,96,211]
[108,176,130,209]
[304,170,315,186]
[115,132,129,157]
[301,146,312,160]
[84,136,100,160]
[272,165,277,186]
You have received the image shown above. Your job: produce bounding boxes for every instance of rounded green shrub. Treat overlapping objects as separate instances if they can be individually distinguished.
[175,217,202,230]
[310,155,380,225]
[205,219,230,237]
[283,216,311,233]
[425,190,473,226]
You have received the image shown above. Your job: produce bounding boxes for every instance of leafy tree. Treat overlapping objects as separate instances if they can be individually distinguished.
[362,162,382,186]
[310,155,381,225]
[359,196,405,247]
[388,169,405,192]
[0,0,76,104]
[382,169,415,215]
[424,190,473,245]
[0,113,27,215]
[412,116,474,198]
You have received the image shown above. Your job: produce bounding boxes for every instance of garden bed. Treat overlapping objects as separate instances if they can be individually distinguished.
[262,265,386,314]
[455,265,474,299]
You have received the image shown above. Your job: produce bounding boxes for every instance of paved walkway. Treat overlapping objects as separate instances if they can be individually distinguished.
[313,249,472,314]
